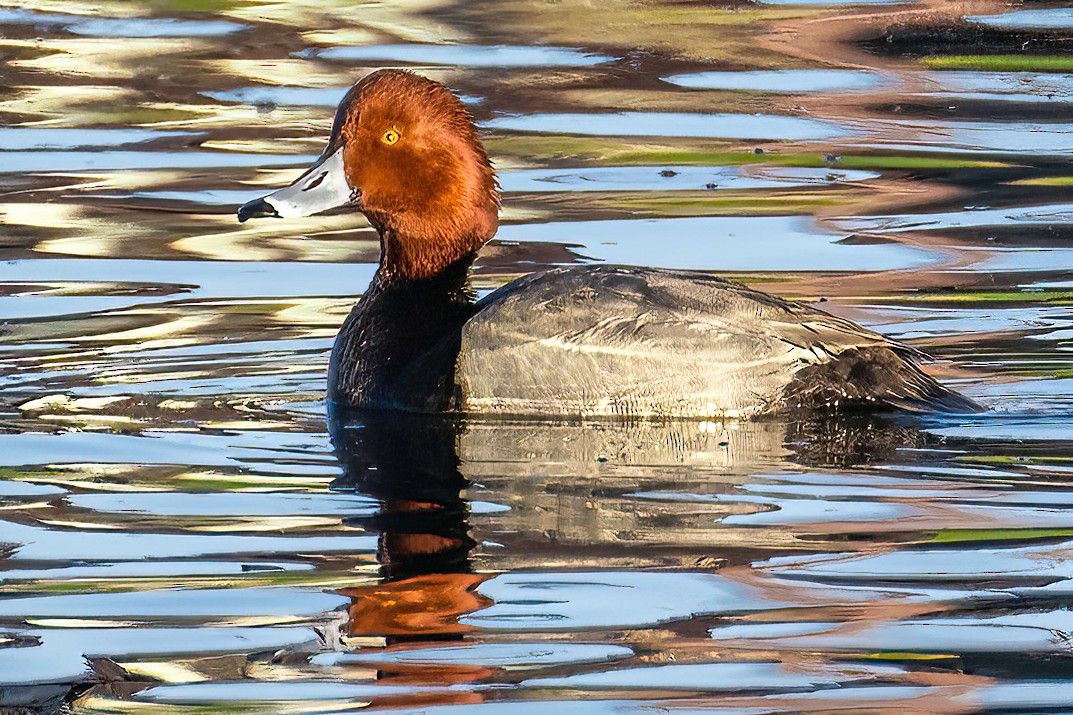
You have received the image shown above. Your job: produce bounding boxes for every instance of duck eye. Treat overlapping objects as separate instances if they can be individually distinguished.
[382,128,400,145]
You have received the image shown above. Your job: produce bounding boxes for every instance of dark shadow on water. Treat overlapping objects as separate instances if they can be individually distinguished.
[784,412,929,467]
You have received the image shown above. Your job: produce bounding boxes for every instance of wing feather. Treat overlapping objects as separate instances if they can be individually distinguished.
[457,265,966,417]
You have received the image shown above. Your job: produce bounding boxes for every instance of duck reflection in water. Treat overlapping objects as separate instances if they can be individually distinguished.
[327,407,498,698]
[329,408,488,642]
[324,405,927,694]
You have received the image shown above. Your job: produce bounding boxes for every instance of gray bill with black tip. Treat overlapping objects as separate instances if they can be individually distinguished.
[238,148,354,223]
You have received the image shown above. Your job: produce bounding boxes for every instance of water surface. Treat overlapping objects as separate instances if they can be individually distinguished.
[1,1,1071,713]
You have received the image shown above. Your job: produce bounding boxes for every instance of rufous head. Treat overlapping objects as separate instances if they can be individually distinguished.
[239,70,500,281]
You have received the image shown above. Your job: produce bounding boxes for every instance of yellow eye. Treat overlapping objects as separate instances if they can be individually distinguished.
[382,128,400,145]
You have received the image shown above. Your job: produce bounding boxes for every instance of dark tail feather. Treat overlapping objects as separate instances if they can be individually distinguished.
[785,346,983,414]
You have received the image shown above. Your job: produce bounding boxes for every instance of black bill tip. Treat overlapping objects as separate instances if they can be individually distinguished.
[237,197,279,223]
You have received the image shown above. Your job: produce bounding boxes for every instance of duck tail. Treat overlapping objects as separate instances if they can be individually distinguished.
[785,346,983,414]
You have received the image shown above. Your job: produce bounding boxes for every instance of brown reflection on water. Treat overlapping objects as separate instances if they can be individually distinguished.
[333,416,484,624]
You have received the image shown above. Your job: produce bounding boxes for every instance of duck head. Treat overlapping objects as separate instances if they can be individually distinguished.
[238,70,500,280]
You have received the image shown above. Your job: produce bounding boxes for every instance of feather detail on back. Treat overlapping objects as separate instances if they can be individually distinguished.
[457,265,978,418]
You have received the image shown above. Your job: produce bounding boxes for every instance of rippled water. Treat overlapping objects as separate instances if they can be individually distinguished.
[2,0,1072,712]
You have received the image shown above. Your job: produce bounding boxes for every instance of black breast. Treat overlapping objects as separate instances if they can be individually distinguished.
[328,261,477,412]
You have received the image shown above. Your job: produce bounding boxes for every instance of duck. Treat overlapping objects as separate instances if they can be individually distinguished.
[238,69,978,418]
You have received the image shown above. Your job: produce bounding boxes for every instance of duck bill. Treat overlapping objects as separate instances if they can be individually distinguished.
[237,147,355,223]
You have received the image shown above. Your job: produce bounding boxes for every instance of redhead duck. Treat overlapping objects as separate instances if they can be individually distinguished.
[238,69,977,418]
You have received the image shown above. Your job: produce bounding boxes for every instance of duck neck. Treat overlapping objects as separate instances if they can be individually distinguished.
[365,248,478,309]
[328,249,478,411]
[373,219,486,283]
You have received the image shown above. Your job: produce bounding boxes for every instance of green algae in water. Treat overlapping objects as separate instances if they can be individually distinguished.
[883,290,1073,305]
[1010,176,1073,187]
[923,55,1073,72]
[487,135,1008,169]
[932,528,1073,544]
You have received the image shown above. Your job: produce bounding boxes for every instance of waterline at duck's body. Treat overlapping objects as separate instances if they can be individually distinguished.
[329,264,977,418]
